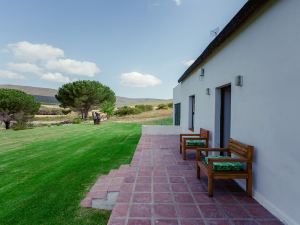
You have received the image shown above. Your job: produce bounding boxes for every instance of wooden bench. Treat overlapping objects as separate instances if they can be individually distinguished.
[196,138,253,197]
[180,128,209,160]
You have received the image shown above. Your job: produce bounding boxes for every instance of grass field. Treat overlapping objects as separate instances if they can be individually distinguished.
[141,117,173,125]
[112,109,172,123]
[0,123,141,225]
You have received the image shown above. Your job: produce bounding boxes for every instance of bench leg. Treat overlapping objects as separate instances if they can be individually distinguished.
[183,147,187,160]
[246,175,253,197]
[246,179,252,197]
[208,176,214,197]
[180,143,182,154]
[197,164,200,179]
[246,164,253,197]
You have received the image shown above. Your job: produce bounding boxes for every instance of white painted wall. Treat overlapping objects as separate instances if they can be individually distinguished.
[173,1,300,224]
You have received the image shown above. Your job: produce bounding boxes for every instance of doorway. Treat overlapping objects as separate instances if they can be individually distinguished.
[189,95,195,131]
[220,85,231,148]
[174,103,181,126]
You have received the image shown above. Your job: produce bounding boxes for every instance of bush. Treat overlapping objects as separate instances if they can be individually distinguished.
[62,109,72,115]
[72,118,81,124]
[135,104,153,112]
[12,121,28,130]
[156,104,168,110]
[167,103,173,108]
[101,101,115,117]
[114,106,141,116]
[37,108,64,115]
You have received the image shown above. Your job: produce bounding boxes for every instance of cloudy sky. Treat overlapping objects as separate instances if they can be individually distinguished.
[0,0,246,99]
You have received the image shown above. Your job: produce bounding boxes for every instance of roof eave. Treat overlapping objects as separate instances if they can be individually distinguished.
[178,0,272,83]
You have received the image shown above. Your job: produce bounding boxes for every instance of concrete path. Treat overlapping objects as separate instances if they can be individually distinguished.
[81,135,283,225]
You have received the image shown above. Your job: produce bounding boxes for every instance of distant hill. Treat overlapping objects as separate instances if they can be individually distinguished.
[0,84,172,107]
[116,96,171,107]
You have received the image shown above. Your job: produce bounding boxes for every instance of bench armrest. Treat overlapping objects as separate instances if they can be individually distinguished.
[180,133,200,136]
[196,147,228,160]
[180,134,201,138]
[180,134,201,143]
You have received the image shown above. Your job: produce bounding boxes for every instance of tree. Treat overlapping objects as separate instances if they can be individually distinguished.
[156,104,168,110]
[55,80,116,120]
[0,89,41,129]
[100,101,115,118]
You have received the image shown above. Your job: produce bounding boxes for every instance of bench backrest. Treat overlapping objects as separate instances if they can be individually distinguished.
[228,138,253,161]
[200,128,209,139]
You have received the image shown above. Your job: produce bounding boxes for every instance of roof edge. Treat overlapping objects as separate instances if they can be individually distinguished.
[178,0,272,83]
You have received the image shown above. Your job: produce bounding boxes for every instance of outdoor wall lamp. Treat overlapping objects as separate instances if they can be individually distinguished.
[200,68,205,77]
[206,88,210,95]
[235,75,243,87]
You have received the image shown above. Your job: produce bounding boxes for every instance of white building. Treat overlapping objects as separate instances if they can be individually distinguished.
[173,0,300,224]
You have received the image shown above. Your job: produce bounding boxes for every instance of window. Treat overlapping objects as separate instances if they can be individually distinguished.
[174,103,181,126]
[189,95,195,130]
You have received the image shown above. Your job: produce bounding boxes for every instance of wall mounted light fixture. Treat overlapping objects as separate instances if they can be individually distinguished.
[235,75,243,87]
[200,68,205,77]
[206,88,210,95]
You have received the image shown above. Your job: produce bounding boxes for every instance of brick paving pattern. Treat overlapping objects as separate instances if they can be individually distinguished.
[81,135,283,225]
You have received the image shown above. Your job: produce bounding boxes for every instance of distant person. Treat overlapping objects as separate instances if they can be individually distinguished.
[92,111,97,125]
[95,112,100,125]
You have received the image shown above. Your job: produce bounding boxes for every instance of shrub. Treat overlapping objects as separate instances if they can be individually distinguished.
[101,101,115,117]
[156,104,168,110]
[135,104,153,112]
[114,106,141,116]
[12,121,28,131]
[72,118,81,124]
[62,109,72,115]
[167,103,173,108]
[37,108,64,115]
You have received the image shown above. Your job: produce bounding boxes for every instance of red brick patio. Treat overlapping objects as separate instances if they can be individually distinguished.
[82,135,283,225]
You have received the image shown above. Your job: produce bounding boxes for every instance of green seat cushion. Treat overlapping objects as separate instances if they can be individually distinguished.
[203,156,243,171]
[185,140,206,147]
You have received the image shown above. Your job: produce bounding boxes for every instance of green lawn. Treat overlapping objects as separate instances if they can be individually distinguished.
[141,117,173,125]
[0,122,141,225]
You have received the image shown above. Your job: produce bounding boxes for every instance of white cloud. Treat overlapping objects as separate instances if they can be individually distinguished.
[4,41,101,83]
[120,72,162,87]
[173,0,182,6]
[182,59,195,67]
[41,72,71,83]
[0,70,25,80]
[8,62,43,75]
[7,41,64,61]
[46,58,100,77]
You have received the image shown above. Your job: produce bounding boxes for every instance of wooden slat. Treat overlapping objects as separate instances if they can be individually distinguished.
[229,139,250,158]
[230,145,247,157]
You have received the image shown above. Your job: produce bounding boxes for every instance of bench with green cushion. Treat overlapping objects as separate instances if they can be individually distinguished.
[203,156,243,171]
[185,140,206,147]
[196,139,253,197]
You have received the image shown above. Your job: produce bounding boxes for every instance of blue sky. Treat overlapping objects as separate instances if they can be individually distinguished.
[0,0,246,99]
